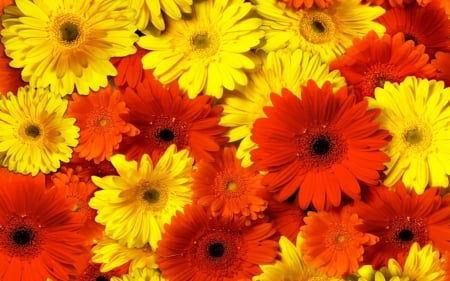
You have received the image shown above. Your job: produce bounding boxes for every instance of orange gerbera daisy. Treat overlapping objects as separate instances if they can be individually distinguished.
[157,204,279,281]
[352,183,450,268]
[251,81,390,210]
[377,1,450,57]
[301,206,378,277]
[277,0,337,9]
[68,86,138,164]
[112,45,153,90]
[265,200,305,243]
[192,145,268,225]
[0,170,88,281]
[432,52,450,87]
[331,31,436,102]
[119,77,227,162]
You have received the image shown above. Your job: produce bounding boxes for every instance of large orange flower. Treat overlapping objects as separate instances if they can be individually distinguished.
[67,86,138,163]
[251,81,390,210]
[331,31,436,102]
[192,145,268,225]
[119,77,227,162]
[352,183,450,268]
[157,204,279,281]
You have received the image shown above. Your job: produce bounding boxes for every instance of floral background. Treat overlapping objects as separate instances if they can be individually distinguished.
[0,0,449,280]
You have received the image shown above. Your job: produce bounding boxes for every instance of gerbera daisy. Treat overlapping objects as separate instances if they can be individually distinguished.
[112,45,153,90]
[277,0,337,9]
[432,52,450,87]
[330,31,436,102]
[67,86,138,164]
[301,207,378,277]
[129,0,192,31]
[265,200,305,243]
[253,234,345,281]
[157,204,278,281]
[0,171,88,281]
[220,48,346,167]
[192,145,268,225]
[368,77,450,192]
[251,81,389,210]
[111,267,166,281]
[139,0,264,98]
[119,78,227,162]
[89,144,194,249]
[255,0,386,62]
[0,41,25,95]
[376,1,450,58]
[352,183,450,268]
[92,235,157,272]
[0,86,79,176]
[0,0,138,96]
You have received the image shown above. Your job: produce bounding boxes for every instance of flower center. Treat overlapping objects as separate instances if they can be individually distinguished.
[192,34,210,49]
[208,242,225,258]
[226,181,237,191]
[140,116,189,151]
[143,188,160,204]
[87,108,114,134]
[137,181,168,211]
[388,216,428,250]
[50,13,85,49]
[158,128,175,142]
[397,229,414,242]
[299,10,335,44]
[60,22,79,42]
[189,29,220,59]
[401,123,432,152]
[311,135,331,155]
[358,64,401,100]
[12,227,33,245]
[25,124,41,139]
[96,277,109,281]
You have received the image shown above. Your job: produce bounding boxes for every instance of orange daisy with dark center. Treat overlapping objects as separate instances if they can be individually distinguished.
[157,205,278,281]
[331,31,436,102]
[251,81,389,210]
[120,78,227,162]
[352,183,450,268]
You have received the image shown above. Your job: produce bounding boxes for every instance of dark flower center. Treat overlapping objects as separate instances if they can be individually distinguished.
[143,188,160,204]
[12,228,33,246]
[25,125,40,138]
[208,242,225,258]
[60,22,79,42]
[397,229,414,242]
[158,128,175,141]
[312,20,325,33]
[311,135,331,155]
[192,33,210,49]
[96,276,109,281]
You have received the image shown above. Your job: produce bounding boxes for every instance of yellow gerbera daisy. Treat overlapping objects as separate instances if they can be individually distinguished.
[1,0,138,96]
[253,234,345,281]
[139,0,264,98]
[89,144,194,249]
[111,267,166,281]
[357,243,445,281]
[92,235,157,273]
[0,86,79,176]
[254,0,386,63]
[129,0,193,31]
[219,49,346,166]
[368,77,450,193]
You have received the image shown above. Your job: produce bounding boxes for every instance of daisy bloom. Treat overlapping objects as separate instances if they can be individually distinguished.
[92,235,157,272]
[220,48,346,167]
[157,204,278,281]
[330,31,436,102]
[111,267,166,281]
[251,81,389,210]
[255,0,386,62]
[139,0,264,98]
[352,183,450,268]
[89,145,194,249]
[432,52,450,87]
[0,0,138,96]
[0,86,79,176]
[253,234,345,281]
[0,171,88,281]
[129,0,192,31]
[67,86,138,164]
[277,0,337,9]
[301,207,379,277]
[120,78,227,162]
[368,77,450,192]
[192,145,268,225]
[376,1,450,57]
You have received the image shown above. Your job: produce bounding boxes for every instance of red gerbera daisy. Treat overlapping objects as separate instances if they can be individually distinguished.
[432,52,450,87]
[0,171,88,281]
[301,206,378,277]
[277,0,336,9]
[351,183,450,268]
[251,81,390,210]
[67,86,138,164]
[119,77,228,162]
[265,200,305,243]
[192,145,268,225]
[157,204,279,281]
[331,31,436,102]
[377,1,450,57]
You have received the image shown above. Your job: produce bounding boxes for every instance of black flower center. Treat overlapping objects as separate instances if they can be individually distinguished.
[311,135,331,156]
[397,229,414,242]
[25,125,40,138]
[208,242,225,258]
[143,188,160,204]
[60,22,79,42]
[312,20,325,33]
[96,276,109,281]
[12,228,33,246]
[158,128,175,142]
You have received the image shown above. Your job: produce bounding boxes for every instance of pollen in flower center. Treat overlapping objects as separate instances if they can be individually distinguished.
[143,188,160,204]
[12,228,33,245]
[60,22,79,42]
[138,181,168,211]
[50,13,85,48]
[189,29,220,58]
[208,242,225,258]
[299,11,335,44]
[312,20,325,33]
[226,181,237,191]
[193,34,210,49]
[25,124,41,139]
[401,123,432,151]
